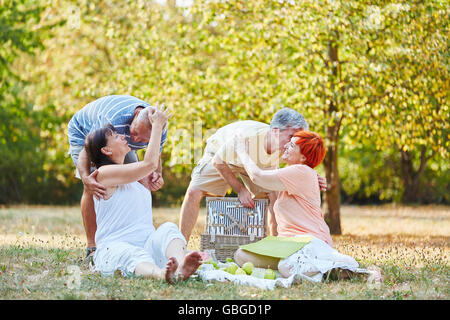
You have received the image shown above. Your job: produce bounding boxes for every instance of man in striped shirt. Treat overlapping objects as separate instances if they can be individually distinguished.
[67,95,168,258]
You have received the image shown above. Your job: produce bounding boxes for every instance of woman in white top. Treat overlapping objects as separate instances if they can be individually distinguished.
[84,104,201,283]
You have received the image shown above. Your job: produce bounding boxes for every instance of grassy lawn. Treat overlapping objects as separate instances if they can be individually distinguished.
[0,204,448,300]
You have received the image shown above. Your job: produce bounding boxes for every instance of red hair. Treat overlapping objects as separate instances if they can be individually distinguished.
[293,131,326,168]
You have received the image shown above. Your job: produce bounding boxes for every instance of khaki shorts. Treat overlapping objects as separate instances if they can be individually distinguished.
[68,145,139,179]
[188,154,272,198]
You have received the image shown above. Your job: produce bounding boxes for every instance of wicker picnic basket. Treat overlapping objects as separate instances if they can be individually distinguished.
[200,197,268,262]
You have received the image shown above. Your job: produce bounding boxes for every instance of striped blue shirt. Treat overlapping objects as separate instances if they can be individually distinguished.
[68,95,167,152]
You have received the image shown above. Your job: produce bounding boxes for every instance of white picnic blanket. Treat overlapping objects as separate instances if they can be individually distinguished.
[196,237,376,290]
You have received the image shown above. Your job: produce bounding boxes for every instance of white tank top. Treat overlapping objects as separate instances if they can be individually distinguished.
[94,181,155,248]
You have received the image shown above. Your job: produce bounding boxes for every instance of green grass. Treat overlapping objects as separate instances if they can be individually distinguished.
[0,204,449,300]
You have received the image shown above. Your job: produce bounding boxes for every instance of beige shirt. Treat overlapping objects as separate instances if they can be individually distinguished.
[206,120,280,169]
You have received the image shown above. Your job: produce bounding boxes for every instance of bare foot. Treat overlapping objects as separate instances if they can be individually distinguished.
[165,257,179,283]
[179,251,202,280]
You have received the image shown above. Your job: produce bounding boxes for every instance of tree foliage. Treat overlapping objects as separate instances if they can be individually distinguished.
[0,0,64,203]
[2,0,448,211]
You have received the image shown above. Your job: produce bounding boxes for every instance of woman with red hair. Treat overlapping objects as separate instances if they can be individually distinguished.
[232,131,360,281]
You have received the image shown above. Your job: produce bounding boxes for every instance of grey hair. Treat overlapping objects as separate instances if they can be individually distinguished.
[135,106,151,124]
[270,107,309,131]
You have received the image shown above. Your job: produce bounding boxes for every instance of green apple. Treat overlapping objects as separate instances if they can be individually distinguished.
[235,268,247,275]
[226,263,238,274]
[251,268,266,279]
[226,258,234,263]
[264,268,276,280]
[242,262,254,275]
[203,258,213,264]
[202,258,220,269]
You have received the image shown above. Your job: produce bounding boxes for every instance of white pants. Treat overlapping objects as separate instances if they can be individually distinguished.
[278,236,359,281]
[93,222,186,277]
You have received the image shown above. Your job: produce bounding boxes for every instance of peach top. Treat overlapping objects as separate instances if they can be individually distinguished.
[274,164,333,247]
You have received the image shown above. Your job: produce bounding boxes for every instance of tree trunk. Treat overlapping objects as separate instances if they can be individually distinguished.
[323,127,342,235]
[400,146,428,203]
[322,39,342,235]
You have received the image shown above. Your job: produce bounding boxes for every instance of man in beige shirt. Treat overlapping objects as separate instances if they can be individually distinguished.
[179,108,326,243]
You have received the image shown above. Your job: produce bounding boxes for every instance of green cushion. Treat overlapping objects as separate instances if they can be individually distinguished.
[239,236,313,259]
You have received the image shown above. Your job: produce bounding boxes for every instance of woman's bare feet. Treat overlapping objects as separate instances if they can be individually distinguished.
[165,257,179,283]
[179,251,202,280]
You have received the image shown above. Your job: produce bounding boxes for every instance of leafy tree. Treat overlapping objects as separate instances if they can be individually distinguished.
[10,0,448,212]
[349,1,449,203]
[172,0,449,233]
[0,0,46,203]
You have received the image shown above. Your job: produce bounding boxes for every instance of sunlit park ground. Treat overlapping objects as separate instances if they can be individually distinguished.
[0,204,448,300]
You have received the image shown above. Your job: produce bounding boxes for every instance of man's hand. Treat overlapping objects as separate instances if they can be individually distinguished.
[147,171,164,191]
[238,188,255,208]
[317,174,327,192]
[82,170,107,200]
